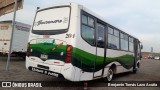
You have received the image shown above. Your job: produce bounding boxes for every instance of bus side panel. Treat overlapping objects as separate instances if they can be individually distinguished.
[70,5,96,81]
[61,63,76,81]
[104,49,134,74]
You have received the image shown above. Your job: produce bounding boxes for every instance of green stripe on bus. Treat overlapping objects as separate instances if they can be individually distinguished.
[30,44,134,71]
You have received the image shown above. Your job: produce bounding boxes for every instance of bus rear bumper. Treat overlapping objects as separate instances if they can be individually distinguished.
[28,66,62,77]
[26,57,63,77]
[25,56,75,81]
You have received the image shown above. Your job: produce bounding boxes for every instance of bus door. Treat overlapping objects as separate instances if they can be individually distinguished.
[94,22,106,77]
[134,39,139,69]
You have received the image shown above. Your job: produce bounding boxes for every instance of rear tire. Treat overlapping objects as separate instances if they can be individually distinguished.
[133,69,137,74]
[133,62,139,74]
[104,68,114,82]
[22,56,26,60]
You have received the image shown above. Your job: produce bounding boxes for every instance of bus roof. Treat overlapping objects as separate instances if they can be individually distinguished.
[36,2,139,40]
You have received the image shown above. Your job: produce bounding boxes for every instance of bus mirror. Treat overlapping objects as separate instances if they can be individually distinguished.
[141,45,143,50]
[37,7,40,10]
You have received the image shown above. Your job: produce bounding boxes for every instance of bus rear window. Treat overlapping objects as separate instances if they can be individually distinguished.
[32,6,70,35]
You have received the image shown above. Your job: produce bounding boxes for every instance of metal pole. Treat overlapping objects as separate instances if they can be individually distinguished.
[6,0,17,71]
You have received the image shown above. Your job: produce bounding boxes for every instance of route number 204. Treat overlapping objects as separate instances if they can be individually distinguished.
[66,34,75,38]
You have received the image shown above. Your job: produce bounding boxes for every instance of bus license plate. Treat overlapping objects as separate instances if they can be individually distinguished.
[40,54,48,59]
[31,67,58,77]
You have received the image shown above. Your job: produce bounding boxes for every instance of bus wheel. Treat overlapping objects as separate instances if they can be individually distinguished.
[133,69,137,74]
[133,63,139,74]
[105,68,114,82]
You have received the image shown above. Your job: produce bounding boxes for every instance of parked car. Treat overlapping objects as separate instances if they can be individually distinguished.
[154,56,160,60]
[148,56,154,59]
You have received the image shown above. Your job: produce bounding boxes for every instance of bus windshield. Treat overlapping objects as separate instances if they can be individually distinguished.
[32,6,70,35]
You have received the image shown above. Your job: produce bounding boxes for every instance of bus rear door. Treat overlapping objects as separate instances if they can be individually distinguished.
[94,22,106,77]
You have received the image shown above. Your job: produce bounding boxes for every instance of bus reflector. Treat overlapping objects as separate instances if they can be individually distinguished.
[26,42,30,57]
[54,61,60,64]
[65,45,73,63]
[67,46,71,52]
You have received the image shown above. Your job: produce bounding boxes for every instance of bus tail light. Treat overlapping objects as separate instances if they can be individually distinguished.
[65,45,73,63]
[26,42,30,57]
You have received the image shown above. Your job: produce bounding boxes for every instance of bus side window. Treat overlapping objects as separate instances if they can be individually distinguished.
[82,15,88,25]
[129,37,134,52]
[138,42,141,59]
[108,27,120,49]
[82,25,95,45]
[97,23,105,48]
[88,17,95,28]
[81,14,95,46]
[120,33,129,51]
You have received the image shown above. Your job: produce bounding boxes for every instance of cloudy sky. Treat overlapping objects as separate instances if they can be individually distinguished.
[0,0,160,52]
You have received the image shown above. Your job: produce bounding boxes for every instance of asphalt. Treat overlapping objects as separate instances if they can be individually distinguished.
[0,56,160,90]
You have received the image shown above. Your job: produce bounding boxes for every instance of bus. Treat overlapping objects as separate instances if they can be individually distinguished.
[26,3,143,82]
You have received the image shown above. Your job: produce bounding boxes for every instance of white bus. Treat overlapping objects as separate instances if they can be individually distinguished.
[26,3,143,82]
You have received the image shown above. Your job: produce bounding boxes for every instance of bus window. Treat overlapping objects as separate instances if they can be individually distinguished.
[138,42,141,60]
[114,29,119,37]
[129,37,134,52]
[82,25,95,45]
[108,27,113,34]
[108,27,119,49]
[32,6,70,35]
[88,17,95,27]
[97,23,105,48]
[81,14,95,46]
[82,15,88,25]
[120,33,129,51]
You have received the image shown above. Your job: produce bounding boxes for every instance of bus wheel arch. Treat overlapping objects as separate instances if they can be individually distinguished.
[137,62,140,68]
[110,64,116,74]
[133,62,139,74]
[104,64,116,82]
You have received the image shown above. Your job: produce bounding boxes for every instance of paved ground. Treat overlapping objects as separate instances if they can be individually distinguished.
[0,56,160,90]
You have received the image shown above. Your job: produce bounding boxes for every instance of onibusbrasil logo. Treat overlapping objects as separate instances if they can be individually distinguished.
[1,82,42,88]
